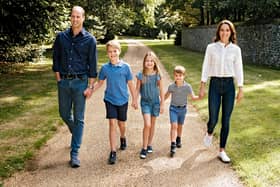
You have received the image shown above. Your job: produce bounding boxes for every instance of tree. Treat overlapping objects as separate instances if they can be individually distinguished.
[0,0,69,62]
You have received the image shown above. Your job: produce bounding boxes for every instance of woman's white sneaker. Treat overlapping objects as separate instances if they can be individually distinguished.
[203,133,213,147]
[218,151,231,163]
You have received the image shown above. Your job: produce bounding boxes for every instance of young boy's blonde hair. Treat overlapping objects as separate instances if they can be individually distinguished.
[106,40,121,53]
[174,65,186,75]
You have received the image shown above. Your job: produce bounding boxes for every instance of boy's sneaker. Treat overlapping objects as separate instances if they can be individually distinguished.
[120,137,127,150]
[140,148,147,159]
[108,151,117,165]
[170,142,176,157]
[147,145,153,153]
[218,151,231,163]
[203,133,213,147]
[176,136,182,148]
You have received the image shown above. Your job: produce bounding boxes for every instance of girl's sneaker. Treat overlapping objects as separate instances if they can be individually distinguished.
[147,145,153,153]
[140,149,147,159]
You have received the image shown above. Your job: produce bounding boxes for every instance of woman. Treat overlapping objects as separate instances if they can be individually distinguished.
[199,20,244,163]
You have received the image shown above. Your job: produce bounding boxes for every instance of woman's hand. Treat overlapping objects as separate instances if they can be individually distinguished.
[236,87,244,104]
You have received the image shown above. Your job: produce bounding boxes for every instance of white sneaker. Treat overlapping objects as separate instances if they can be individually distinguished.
[203,133,213,147]
[218,151,231,163]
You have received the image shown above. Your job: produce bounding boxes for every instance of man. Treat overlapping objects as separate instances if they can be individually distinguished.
[52,6,97,168]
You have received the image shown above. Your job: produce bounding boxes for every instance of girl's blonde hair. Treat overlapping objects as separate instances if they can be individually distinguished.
[106,40,121,53]
[142,51,162,83]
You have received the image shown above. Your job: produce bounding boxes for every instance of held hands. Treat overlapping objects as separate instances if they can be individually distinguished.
[199,82,206,99]
[83,87,94,99]
[131,100,138,110]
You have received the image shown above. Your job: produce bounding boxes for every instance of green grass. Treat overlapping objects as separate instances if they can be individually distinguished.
[0,43,128,184]
[144,40,280,187]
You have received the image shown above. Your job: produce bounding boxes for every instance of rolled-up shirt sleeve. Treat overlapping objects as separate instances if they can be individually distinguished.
[201,45,210,83]
[234,47,244,87]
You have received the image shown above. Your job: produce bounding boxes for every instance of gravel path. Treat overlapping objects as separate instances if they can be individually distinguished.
[4,40,243,187]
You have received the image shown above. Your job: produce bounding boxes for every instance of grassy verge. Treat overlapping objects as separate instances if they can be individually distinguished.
[0,43,127,184]
[144,40,280,187]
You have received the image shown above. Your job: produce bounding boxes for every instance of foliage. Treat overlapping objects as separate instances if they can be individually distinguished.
[0,0,70,62]
[189,0,280,25]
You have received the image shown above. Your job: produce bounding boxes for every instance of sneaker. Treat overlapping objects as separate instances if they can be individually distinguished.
[147,145,153,153]
[170,142,176,157]
[120,137,127,150]
[108,151,117,165]
[69,158,80,168]
[218,151,231,163]
[140,148,147,159]
[176,137,182,148]
[203,133,213,147]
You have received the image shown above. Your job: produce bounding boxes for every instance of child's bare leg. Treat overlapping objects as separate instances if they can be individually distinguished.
[118,120,126,138]
[177,124,183,137]
[109,119,117,151]
[143,114,151,149]
[148,116,157,146]
[170,123,178,142]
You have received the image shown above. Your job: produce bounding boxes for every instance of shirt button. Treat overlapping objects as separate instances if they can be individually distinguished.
[69,58,72,60]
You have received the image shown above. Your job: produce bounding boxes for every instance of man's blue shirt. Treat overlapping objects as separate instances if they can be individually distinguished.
[52,28,98,78]
[99,60,133,106]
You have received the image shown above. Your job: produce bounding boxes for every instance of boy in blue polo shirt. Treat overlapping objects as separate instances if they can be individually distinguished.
[93,40,137,164]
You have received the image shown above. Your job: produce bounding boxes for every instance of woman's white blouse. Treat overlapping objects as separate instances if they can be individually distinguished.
[201,42,244,87]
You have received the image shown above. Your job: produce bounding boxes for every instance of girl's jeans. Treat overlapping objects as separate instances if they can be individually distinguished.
[207,77,235,148]
[58,75,87,159]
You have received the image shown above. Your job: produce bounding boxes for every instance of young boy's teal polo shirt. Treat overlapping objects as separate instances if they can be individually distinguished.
[98,60,133,106]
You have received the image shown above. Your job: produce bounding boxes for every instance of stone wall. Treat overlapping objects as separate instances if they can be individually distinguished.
[182,24,280,68]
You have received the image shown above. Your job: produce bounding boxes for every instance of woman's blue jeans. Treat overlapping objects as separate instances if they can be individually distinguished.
[207,77,235,148]
[57,76,87,159]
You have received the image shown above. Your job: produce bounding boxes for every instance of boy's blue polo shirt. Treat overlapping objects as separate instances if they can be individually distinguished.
[99,60,133,106]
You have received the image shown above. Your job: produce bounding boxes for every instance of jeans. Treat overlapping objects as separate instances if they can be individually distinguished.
[207,77,235,148]
[57,75,88,158]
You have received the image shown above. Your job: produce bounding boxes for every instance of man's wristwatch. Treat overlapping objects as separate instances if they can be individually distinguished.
[88,85,94,90]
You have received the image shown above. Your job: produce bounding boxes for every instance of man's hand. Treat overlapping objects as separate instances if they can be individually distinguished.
[83,88,93,99]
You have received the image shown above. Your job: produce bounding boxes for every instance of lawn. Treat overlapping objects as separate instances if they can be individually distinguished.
[144,40,280,187]
[0,43,127,184]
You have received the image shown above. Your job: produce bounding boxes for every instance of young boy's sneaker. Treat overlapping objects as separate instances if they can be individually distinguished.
[140,148,147,159]
[170,142,176,157]
[108,151,117,165]
[203,133,213,147]
[147,145,153,153]
[176,136,182,148]
[120,137,127,150]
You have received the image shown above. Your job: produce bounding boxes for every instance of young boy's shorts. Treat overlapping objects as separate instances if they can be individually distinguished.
[169,105,187,125]
[104,100,128,121]
[140,100,160,117]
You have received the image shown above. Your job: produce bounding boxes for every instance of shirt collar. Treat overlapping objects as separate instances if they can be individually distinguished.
[69,28,86,37]
[109,60,124,67]
[217,41,232,48]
